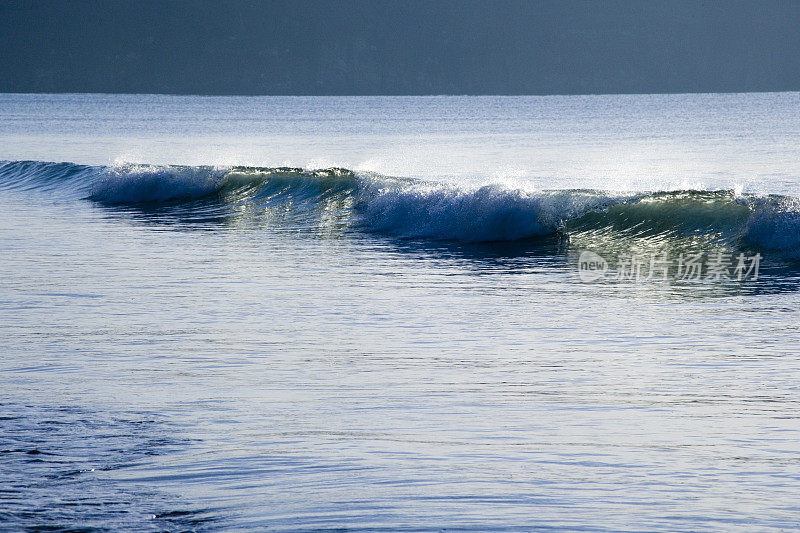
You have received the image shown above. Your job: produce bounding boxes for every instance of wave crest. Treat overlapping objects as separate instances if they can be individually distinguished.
[2,160,800,257]
[357,182,622,242]
[89,164,230,203]
[742,197,800,257]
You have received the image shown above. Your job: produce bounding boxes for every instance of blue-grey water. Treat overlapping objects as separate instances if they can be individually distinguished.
[2,93,800,531]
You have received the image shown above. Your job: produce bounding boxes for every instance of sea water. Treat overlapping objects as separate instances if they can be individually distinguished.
[2,93,800,531]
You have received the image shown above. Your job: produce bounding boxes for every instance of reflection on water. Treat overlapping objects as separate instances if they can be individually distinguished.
[92,190,800,300]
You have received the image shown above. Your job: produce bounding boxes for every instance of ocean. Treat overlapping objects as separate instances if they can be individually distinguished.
[2,92,800,531]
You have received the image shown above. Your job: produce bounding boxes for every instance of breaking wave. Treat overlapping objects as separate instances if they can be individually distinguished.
[2,160,800,257]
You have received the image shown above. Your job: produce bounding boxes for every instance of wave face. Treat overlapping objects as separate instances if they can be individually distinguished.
[2,160,800,257]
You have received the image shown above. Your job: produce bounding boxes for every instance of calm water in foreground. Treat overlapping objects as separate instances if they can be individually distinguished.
[2,93,800,531]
